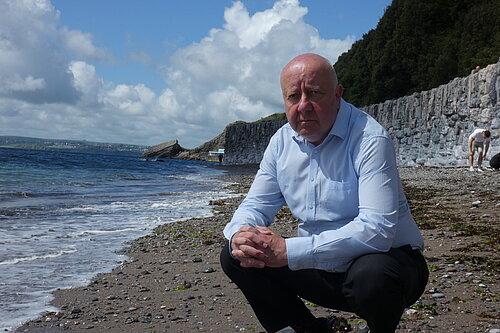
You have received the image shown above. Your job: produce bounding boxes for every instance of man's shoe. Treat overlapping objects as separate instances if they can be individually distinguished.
[277,328,299,333]
[477,167,484,172]
[355,327,370,333]
[355,326,370,333]
[469,166,475,171]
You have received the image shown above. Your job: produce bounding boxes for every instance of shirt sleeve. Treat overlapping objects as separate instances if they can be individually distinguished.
[286,135,401,271]
[223,134,286,240]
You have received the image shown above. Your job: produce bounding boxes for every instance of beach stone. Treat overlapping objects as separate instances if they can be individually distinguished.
[421,299,436,306]
[203,267,215,273]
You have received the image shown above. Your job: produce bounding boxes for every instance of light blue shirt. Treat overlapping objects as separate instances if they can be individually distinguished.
[223,99,424,272]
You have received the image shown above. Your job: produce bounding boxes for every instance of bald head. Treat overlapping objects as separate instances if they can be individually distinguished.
[280,53,338,89]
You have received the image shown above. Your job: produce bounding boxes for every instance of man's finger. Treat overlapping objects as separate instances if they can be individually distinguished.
[239,257,266,269]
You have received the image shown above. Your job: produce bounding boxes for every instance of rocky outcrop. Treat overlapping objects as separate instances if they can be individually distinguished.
[142,128,226,161]
[141,140,185,158]
[176,128,226,161]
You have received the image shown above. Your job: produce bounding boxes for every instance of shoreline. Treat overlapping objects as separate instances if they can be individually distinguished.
[15,166,499,332]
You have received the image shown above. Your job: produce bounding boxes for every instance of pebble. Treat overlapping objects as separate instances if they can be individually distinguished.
[419,299,436,307]
[432,293,445,298]
[489,329,500,333]
[203,267,215,273]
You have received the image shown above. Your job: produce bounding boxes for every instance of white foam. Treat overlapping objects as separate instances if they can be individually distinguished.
[0,248,77,266]
[66,227,137,238]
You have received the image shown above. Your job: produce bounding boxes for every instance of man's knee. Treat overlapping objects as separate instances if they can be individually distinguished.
[346,254,401,298]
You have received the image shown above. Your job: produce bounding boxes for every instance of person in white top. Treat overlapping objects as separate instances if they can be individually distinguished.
[468,128,491,171]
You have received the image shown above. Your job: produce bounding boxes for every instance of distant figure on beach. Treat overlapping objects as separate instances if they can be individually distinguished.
[218,154,223,164]
[471,65,481,74]
[220,53,428,333]
[490,152,500,170]
[468,128,491,172]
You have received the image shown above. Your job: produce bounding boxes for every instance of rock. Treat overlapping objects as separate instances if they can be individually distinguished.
[141,140,186,158]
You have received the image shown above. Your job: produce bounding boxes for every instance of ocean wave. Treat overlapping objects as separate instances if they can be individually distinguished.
[1,192,31,197]
[0,248,77,265]
[0,209,20,216]
[63,228,138,238]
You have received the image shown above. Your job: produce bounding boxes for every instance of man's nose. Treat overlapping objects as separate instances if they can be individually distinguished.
[298,93,312,112]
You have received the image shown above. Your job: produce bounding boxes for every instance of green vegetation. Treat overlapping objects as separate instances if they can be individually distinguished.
[334,0,499,106]
[259,113,286,121]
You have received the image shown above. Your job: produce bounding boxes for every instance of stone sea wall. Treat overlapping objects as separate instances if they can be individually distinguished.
[223,60,499,166]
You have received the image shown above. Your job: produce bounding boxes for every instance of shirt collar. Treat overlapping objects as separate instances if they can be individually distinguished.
[329,98,350,141]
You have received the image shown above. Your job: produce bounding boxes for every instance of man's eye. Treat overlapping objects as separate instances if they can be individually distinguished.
[287,94,299,100]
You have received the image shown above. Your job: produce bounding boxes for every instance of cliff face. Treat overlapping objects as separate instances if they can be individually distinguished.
[223,61,499,166]
[222,120,287,165]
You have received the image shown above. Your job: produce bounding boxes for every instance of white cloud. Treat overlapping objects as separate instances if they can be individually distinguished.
[0,74,46,93]
[103,84,156,115]
[224,0,307,49]
[0,0,355,147]
[0,0,78,103]
[60,27,111,62]
[68,61,102,105]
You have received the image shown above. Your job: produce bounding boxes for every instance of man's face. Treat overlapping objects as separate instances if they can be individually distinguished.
[281,59,342,145]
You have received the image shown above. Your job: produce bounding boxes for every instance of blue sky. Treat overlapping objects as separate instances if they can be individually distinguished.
[0,0,391,147]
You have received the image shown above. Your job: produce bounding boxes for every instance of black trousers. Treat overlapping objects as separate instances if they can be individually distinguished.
[220,242,428,333]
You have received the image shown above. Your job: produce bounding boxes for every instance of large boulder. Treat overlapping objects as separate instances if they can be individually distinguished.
[141,139,185,158]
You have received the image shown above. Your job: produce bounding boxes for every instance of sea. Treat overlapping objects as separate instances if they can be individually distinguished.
[0,147,233,331]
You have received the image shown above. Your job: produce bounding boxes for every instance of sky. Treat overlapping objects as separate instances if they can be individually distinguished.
[0,0,392,148]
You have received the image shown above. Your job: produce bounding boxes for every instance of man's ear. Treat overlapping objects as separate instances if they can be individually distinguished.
[335,84,344,99]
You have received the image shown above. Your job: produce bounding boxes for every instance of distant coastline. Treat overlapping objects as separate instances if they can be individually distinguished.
[0,136,147,156]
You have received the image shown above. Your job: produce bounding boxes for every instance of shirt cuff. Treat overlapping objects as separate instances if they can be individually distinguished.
[285,236,315,271]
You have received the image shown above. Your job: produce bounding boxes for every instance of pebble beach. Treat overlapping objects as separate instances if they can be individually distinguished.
[15,166,499,333]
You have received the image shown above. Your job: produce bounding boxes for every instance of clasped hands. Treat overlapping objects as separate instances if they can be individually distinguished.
[231,225,288,268]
